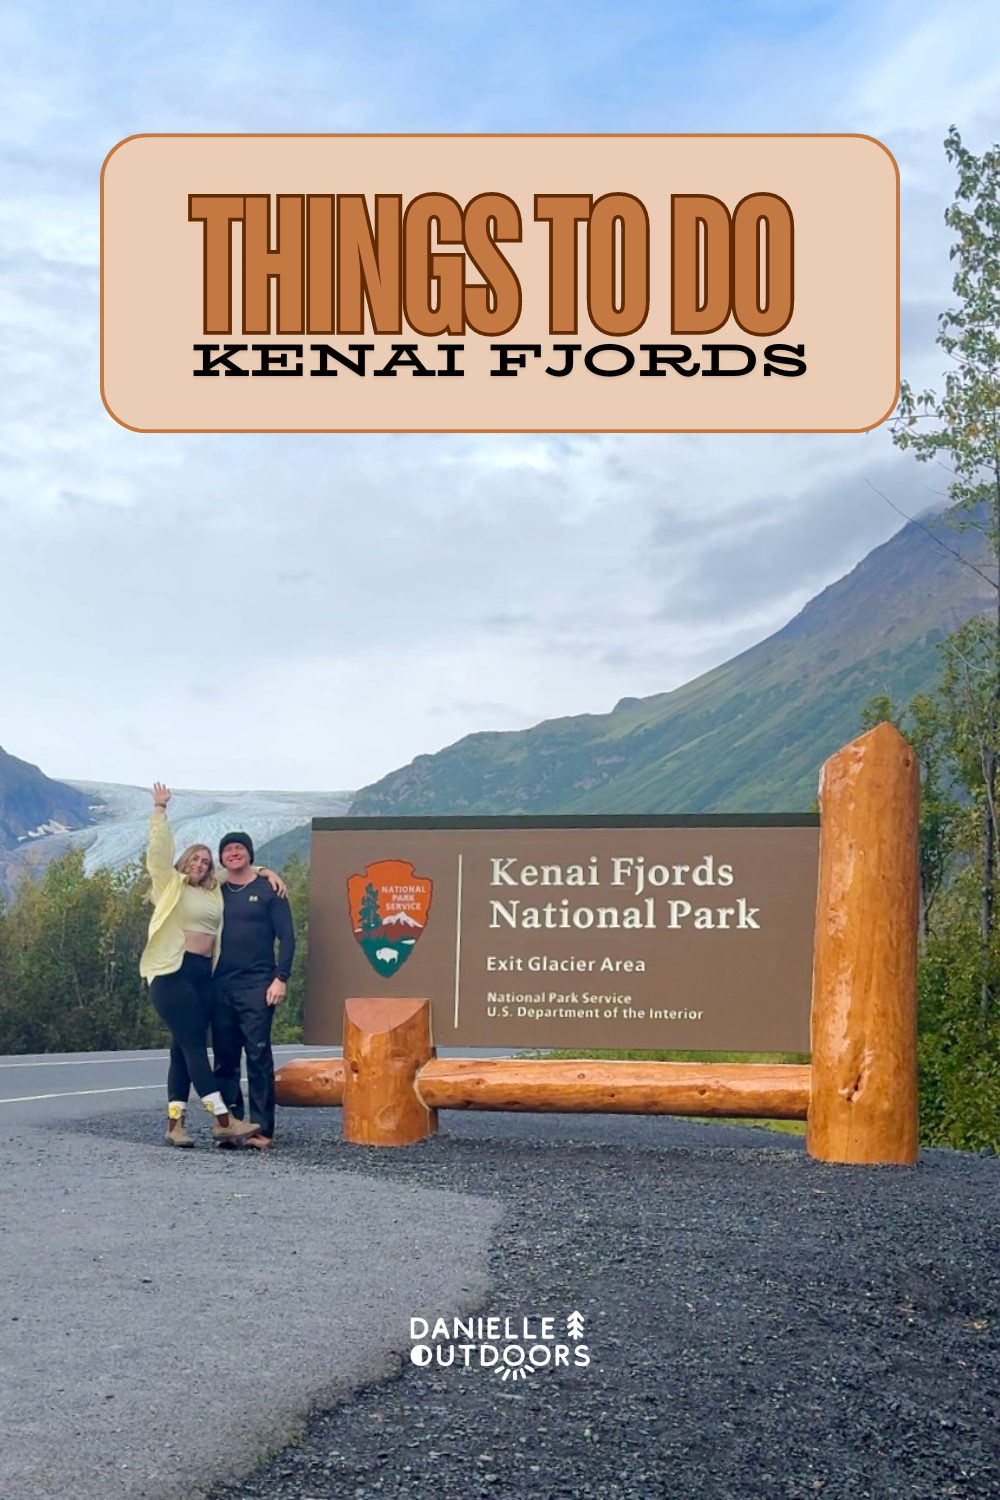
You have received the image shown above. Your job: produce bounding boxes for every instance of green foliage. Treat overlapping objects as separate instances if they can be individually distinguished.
[0,846,314,1054]
[916,878,1000,1150]
[868,129,1000,1146]
[862,688,963,938]
[892,130,1000,998]
[270,852,309,1044]
[0,851,163,1054]
[891,128,1000,524]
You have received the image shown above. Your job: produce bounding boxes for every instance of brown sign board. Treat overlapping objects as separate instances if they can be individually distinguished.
[305,816,819,1052]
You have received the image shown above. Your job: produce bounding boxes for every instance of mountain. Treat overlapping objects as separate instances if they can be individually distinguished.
[347,510,995,816]
[0,746,93,850]
[9,507,979,889]
[257,821,315,869]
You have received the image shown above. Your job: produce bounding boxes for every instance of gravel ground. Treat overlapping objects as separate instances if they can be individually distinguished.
[0,1116,499,1500]
[76,1107,1000,1500]
[12,1107,1000,1500]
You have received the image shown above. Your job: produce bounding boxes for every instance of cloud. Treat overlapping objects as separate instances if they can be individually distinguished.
[0,423,924,786]
[0,0,997,789]
[847,0,1000,136]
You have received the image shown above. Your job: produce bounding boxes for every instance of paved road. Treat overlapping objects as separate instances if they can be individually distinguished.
[0,1047,503,1500]
[0,1045,341,1125]
[0,1045,516,1125]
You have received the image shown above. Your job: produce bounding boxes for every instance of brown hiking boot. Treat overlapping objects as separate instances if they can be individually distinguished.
[165,1115,193,1148]
[212,1115,262,1142]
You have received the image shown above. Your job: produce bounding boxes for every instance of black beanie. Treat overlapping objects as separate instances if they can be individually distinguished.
[219,831,254,862]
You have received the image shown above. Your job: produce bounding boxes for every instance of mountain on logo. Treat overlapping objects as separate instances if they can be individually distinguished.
[347,858,433,977]
[382,910,423,929]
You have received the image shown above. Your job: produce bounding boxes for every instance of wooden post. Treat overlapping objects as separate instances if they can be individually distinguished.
[342,997,437,1146]
[807,721,919,1165]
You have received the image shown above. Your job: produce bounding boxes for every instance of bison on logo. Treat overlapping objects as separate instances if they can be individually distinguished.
[347,859,433,977]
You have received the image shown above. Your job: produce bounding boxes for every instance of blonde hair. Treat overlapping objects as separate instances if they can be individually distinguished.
[175,844,219,890]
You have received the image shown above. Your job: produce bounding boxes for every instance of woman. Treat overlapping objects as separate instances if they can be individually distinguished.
[140,782,285,1147]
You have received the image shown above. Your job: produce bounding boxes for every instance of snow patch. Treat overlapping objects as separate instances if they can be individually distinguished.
[17,820,71,841]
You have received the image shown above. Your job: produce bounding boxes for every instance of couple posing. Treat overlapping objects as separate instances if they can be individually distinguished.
[139,782,296,1150]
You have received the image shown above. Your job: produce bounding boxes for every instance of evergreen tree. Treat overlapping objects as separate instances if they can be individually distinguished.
[891,127,1000,1014]
[359,881,381,934]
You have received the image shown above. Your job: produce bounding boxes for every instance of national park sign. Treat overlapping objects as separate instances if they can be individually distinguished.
[305,816,820,1052]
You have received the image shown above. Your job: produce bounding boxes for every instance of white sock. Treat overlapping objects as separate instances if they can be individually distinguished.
[167,1101,186,1120]
[202,1091,228,1117]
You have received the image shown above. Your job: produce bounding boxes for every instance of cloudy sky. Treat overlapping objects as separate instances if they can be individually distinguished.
[2,0,999,792]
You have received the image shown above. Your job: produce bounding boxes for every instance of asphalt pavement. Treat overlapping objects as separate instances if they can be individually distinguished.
[0,1048,501,1500]
[0,1046,341,1126]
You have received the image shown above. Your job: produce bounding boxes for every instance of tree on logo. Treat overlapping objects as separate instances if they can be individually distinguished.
[359,882,381,935]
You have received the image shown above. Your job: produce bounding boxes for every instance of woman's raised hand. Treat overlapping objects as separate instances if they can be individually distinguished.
[152,782,171,809]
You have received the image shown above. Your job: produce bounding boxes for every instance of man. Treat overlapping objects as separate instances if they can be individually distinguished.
[212,831,295,1149]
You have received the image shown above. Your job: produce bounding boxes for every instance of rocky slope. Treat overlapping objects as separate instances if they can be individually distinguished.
[348,509,994,816]
[0,745,93,849]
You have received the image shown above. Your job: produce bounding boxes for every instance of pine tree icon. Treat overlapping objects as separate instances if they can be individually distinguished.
[567,1310,585,1340]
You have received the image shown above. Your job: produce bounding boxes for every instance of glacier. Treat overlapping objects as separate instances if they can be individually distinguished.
[9,781,354,876]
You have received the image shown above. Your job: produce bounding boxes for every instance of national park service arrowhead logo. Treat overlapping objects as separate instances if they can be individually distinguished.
[348,860,433,977]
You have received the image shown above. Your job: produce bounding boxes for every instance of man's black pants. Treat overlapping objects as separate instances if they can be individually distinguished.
[211,981,276,1139]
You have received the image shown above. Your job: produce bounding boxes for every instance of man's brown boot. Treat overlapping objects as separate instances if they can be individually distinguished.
[212,1115,263,1142]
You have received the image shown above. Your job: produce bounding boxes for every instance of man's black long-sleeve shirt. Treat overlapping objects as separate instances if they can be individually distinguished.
[215,876,296,986]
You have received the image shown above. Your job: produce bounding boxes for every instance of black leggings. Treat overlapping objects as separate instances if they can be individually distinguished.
[149,953,216,1104]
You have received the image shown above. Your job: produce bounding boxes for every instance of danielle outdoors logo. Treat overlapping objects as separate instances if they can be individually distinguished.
[409,1312,591,1381]
[347,859,433,977]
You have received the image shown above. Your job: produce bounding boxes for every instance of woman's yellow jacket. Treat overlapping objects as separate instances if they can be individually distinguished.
[138,813,224,982]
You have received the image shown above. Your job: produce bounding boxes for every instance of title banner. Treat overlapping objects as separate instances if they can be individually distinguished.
[100,134,898,434]
[305,817,820,1051]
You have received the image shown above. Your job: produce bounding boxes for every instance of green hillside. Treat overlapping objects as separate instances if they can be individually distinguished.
[348,510,994,817]
[258,822,313,869]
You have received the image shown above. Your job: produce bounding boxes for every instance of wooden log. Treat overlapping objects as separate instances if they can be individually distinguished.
[343,997,437,1146]
[274,1057,345,1107]
[416,1058,810,1118]
[807,721,920,1165]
